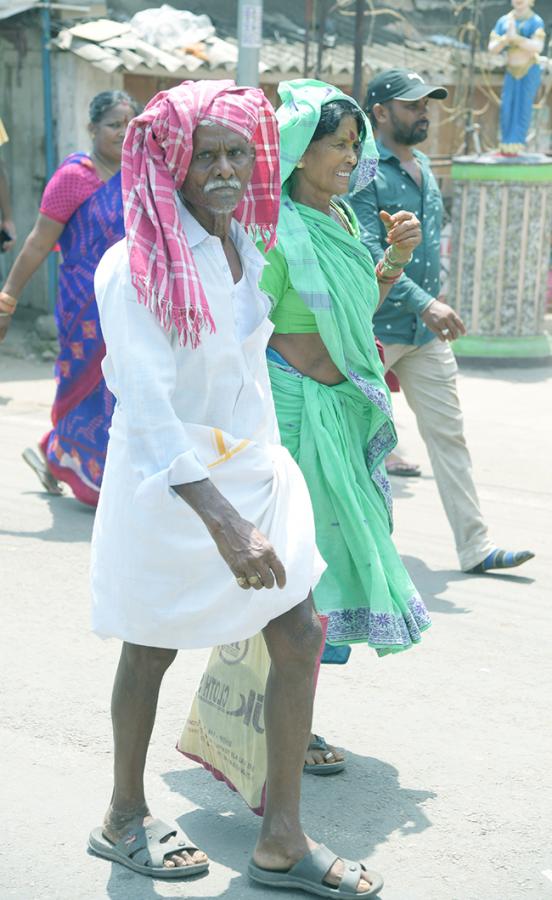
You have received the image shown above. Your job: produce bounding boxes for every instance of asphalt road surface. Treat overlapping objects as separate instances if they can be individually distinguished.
[2,343,551,900]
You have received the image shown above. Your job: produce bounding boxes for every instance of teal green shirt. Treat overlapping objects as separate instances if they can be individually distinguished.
[349,141,443,346]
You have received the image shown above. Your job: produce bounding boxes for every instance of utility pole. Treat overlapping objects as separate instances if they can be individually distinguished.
[352,0,366,102]
[315,0,328,80]
[303,0,313,76]
[237,0,263,87]
[40,0,57,312]
[463,0,481,154]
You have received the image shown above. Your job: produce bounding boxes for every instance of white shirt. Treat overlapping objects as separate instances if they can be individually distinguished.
[98,200,278,489]
[90,201,324,650]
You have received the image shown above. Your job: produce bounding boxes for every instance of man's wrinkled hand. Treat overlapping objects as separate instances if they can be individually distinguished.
[422,299,466,342]
[210,513,287,591]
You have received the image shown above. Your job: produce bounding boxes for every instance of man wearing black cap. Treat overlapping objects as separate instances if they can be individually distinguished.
[349,68,534,575]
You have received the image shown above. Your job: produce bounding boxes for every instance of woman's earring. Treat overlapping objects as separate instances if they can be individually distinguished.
[296,161,305,169]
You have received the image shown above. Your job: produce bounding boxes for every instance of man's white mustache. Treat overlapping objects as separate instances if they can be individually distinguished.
[204,179,241,193]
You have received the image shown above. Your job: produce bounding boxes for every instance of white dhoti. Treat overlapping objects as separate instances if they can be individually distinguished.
[91,205,324,650]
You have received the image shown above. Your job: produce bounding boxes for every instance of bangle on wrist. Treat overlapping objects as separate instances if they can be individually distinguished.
[376,259,403,285]
[375,247,411,285]
[0,299,17,315]
[385,248,413,269]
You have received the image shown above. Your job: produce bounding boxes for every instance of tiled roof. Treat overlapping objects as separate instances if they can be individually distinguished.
[53,15,506,80]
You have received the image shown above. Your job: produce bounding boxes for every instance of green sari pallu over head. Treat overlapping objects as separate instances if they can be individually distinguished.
[275,79,395,474]
[263,79,431,654]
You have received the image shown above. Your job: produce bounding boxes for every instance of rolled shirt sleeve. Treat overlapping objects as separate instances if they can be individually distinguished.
[95,244,210,490]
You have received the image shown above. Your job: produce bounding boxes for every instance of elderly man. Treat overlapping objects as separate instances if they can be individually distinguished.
[350,69,534,575]
[88,81,382,897]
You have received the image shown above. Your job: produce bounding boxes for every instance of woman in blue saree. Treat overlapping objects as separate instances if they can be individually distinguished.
[0,91,140,505]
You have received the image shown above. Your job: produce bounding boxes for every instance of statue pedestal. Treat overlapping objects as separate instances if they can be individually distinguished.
[449,155,552,365]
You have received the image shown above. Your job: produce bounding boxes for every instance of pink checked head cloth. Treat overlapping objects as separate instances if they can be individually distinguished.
[122,79,281,347]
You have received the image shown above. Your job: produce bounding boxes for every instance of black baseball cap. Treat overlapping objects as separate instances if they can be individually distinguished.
[365,69,448,111]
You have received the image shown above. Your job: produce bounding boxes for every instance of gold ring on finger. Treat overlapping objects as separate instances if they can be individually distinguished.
[247,575,262,586]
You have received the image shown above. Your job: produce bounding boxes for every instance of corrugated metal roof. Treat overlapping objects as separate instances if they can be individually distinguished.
[53,15,507,80]
[259,38,505,80]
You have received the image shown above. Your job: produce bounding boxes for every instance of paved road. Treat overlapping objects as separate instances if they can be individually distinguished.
[2,341,551,900]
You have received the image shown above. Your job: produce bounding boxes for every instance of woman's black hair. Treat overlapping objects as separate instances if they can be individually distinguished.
[310,99,365,144]
[89,90,141,124]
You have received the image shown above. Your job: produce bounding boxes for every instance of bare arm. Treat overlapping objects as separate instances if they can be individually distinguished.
[0,213,64,341]
[377,211,465,340]
[377,210,422,310]
[2,213,64,299]
[350,185,434,315]
[174,478,287,591]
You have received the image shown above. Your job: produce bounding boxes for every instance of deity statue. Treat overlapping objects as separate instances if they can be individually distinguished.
[488,0,546,154]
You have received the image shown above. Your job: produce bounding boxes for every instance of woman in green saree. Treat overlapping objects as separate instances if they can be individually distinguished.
[260,79,431,775]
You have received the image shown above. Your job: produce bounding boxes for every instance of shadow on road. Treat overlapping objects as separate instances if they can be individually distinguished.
[401,554,474,615]
[138,753,437,898]
[100,854,212,900]
[386,474,420,499]
[0,491,94,543]
[402,554,535,617]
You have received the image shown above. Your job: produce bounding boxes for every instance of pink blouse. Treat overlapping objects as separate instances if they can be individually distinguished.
[40,155,103,225]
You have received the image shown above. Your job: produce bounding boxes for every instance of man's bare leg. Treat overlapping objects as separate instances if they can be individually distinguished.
[255,595,373,893]
[102,642,208,870]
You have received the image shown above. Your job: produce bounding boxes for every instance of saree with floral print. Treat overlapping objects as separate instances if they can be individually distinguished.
[39,156,124,506]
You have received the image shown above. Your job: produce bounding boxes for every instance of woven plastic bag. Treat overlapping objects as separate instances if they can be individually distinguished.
[178,633,270,814]
[178,617,328,816]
